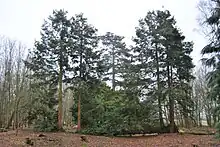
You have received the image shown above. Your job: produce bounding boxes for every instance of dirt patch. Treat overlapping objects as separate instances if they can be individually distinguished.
[0,130,220,147]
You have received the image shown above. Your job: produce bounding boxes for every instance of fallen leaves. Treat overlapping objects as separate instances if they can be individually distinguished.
[0,130,220,147]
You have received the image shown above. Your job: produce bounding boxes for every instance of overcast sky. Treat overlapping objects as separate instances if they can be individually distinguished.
[0,0,208,66]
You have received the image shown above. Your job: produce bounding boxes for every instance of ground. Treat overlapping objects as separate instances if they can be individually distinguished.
[0,130,220,147]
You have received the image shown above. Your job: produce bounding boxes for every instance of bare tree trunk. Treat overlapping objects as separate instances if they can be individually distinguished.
[0,37,15,128]
[58,61,63,130]
[6,111,15,129]
[6,40,14,128]
[0,37,27,130]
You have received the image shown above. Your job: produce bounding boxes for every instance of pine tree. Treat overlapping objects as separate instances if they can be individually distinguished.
[133,10,169,129]
[159,11,194,131]
[26,79,58,132]
[199,0,220,133]
[133,10,194,132]
[68,13,100,131]
[201,0,220,104]
[100,32,130,91]
[175,41,195,128]
[25,9,72,130]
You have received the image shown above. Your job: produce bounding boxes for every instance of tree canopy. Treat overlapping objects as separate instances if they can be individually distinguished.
[1,5,219,138]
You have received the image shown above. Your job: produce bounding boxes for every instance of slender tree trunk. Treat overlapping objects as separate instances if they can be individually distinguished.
[181,114,184,127]
[164,104,169,124]
[1,55,8,128]
[6,110,15,129]
[155,44,164,128]
[15,88,23,132]
[0,82,6,128]
[15,50,21,131]
[206,114,212,127]
[77,36,83,131]
[112,47,116,91]
[158,87,164,128]
[198,111,202,127]
[15,101,19,135]
[12,95,23,131]
[58,61,63,130]
[7,46,13,128]
[213,102,217,126]
[168,65,175,133]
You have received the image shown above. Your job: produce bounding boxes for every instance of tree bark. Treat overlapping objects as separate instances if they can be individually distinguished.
[6,111,15,129]
[77,35,83,131]
[112,47,116,91]
[155,44,164,128]
[58,61,63,130]
[168,65,175,133]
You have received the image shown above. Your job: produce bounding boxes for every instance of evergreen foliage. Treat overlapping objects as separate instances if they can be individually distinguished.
[200,0,220,137]
[24,9,195,134]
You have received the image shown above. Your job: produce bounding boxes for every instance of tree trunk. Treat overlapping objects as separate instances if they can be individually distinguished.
[155,44,164,128]
[164,104,169,125]
[5,43,13,129]
[58,62,63,130]
[15,97,20,131]
[198,111,202,127]
[112,47,116,91]
[181,114,184,127]
[213,102,217,126]
[0,63,8,128]
[6,110,15,129]
[158,92,164,128]
[77,35,83,131]
[168,65,175,133]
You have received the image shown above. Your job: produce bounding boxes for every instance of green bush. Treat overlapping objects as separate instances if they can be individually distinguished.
[33,110,58,132]
[26,83,59,132]
[71,83,158,136]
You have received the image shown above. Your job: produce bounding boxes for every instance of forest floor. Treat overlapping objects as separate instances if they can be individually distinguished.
[0,129,220,147]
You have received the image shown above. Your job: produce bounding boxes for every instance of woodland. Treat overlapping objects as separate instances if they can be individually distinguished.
[1,0,220,146]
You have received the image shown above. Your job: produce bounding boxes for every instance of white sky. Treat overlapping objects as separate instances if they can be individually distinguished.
[0,0,208,66]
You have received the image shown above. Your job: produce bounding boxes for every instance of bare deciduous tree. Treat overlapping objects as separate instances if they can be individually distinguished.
[0,36,28,129]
